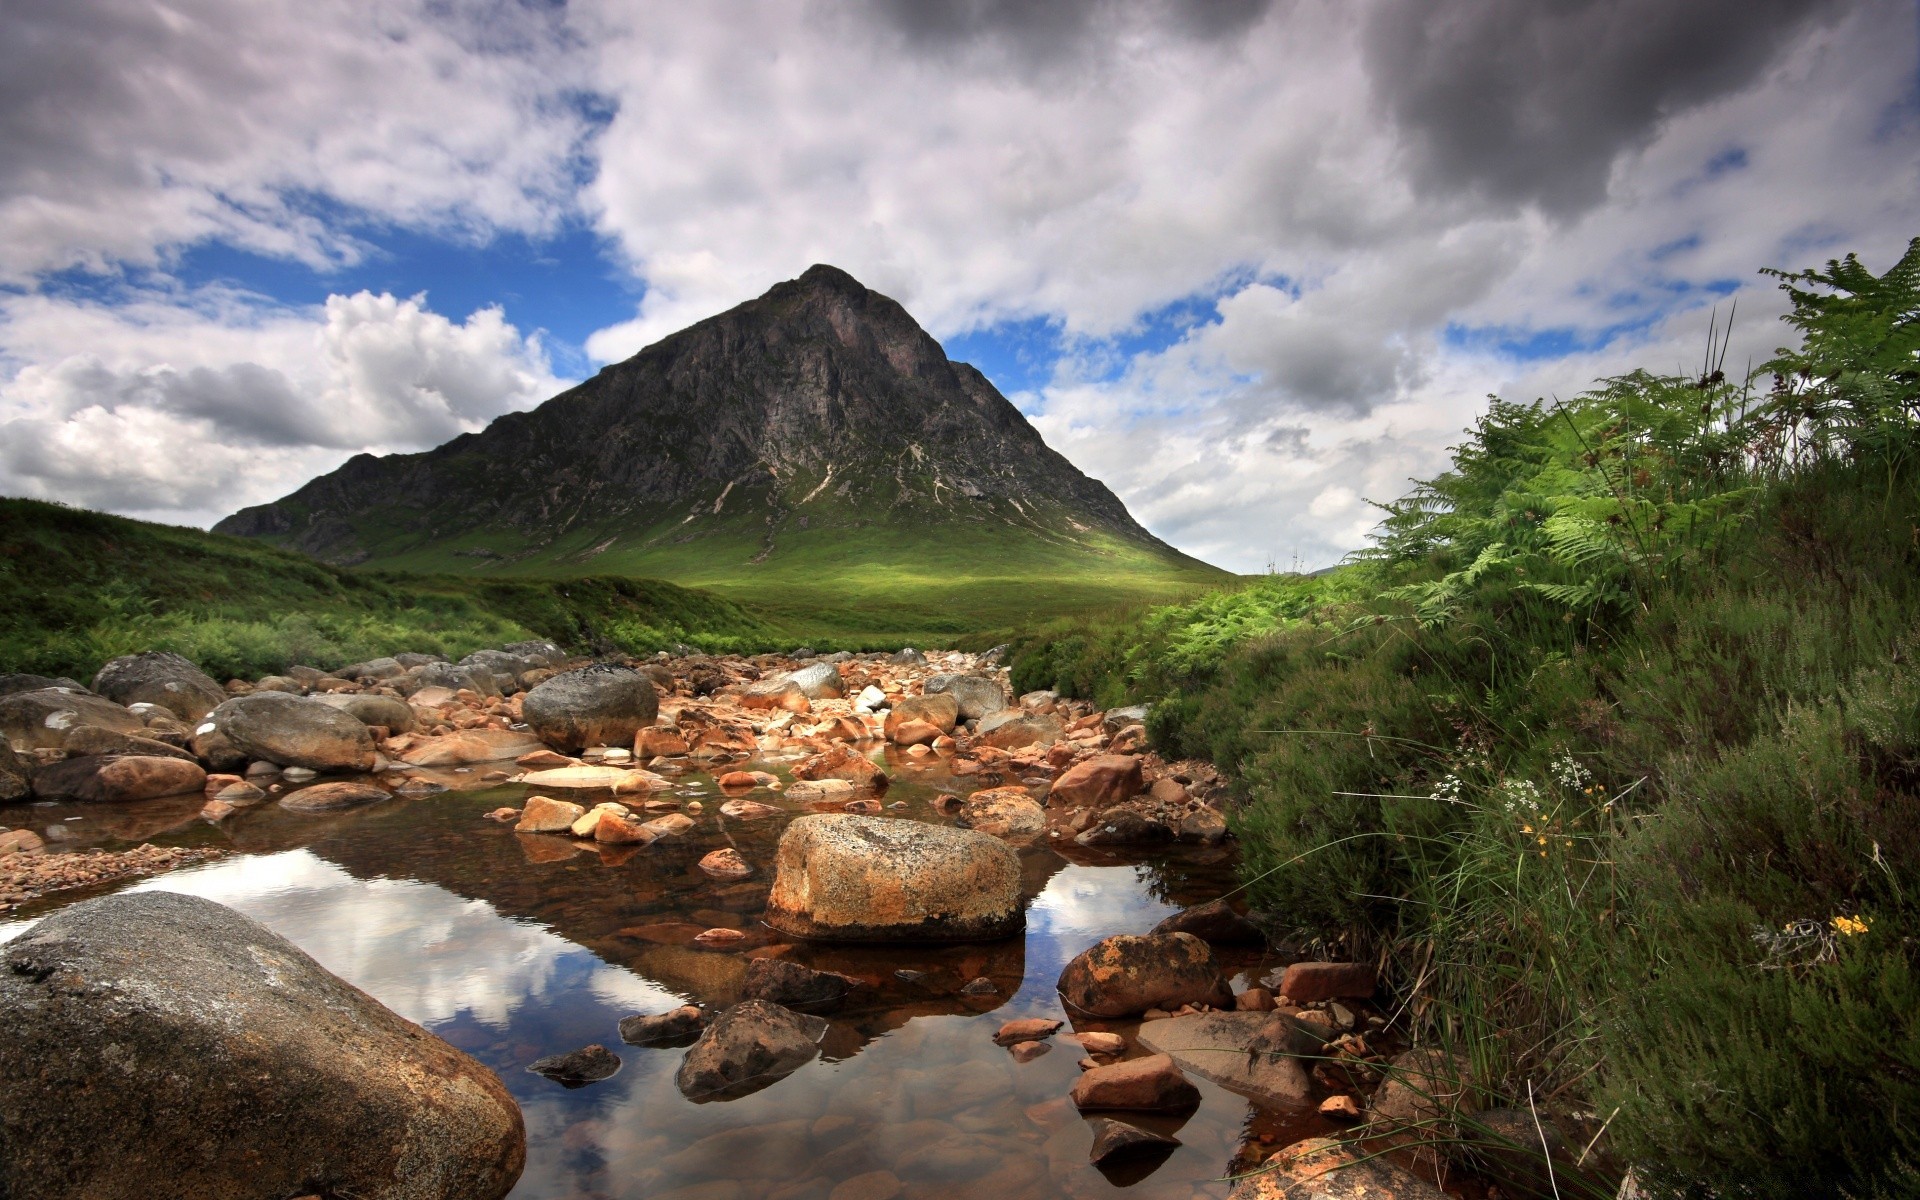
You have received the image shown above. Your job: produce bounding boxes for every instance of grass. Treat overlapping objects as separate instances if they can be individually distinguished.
[1006,237,1920,1196]
[0,499,783,680]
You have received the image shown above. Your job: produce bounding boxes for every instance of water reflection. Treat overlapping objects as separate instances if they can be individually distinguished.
[0,755,1305,1199]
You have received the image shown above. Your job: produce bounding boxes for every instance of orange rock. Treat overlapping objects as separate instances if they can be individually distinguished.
[634,726,690,757]
[717,771,759,789]
[1047,754,1144,810]
[1069,1054,1199,1112]
[889,719,942,747]
[594,811,657,845]
[698,848,753,879]
[792,744,888,789]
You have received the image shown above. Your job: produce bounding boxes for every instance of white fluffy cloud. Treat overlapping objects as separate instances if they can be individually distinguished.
[1,0,1916,569]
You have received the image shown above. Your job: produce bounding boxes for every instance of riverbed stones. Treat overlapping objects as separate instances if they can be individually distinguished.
[699,848,754,878]
[1135,1010,1313,1106]
[1277,960,1376,1003]
[0,687,147,752]
[786,661,845,700]
[90,652,226,722]
[30,755,207,803]
[619,1005,707,1046]
[993,1017,1062,1045]
[206,691,377,773]
[884,693,959,740]
[764,814,1022,942]
[59,725,196,761]
[313,691,415,732]
[1230,1137,1450,1200]
[402,729,545,766]
[1069,1054,1200,1112]
[792,744,887,789]
[975,711,1064,750]
[0,891,524,1200]
[1048,754,1144,810]
[522,665,659,752]
[924,673,1009,720]
[742,958,857,1012]
[1057,932,1231,1018]
[527,1044,621,1087]
[280,781,390,812]
[955,786,1046,841]
[675,999,827,1101]
[515,795,586,833]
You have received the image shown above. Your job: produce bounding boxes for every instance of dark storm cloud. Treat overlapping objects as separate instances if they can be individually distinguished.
[1363,0,1852,214]
[866,0,1275,62]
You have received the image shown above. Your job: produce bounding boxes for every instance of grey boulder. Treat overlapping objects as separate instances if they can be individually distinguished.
[675,999,826,1101]
[314,692,416,732]
[0,891,525,1200]
[0,688,146,752]
[205,691,377,772]
[521,664,659,752]
[784,661,845,700]
[926,672,1009,720]
[90,652,226,722]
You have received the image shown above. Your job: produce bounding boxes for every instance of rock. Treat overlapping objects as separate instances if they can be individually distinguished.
[993,1017,1062,1045]
[1087,1118,1179,1166]
[1134,1011,1313,1106]
[58,725,197,761]
[1150,899,1265,945]
[312,692,416,733]
[791,744,888,789]
[956,786,1046,840]
[1073,806,1175,846]
[742,958,857,1012]
[888,718,943,747]
[31,755,207,803]
[0,892,523,1200]
[693,927,745,946]
[924,673,1009,720]
[1048,755,1143,809]
[853,685,888,711]
[741,678,810,712]
[407,661,501,699]
[718,797,780,819]
[1277,961,1376,1003]
[699,848,754,879]
[1102,705,1150,734]
[619,1006,707,1046]
[1069,1054,1200,1112]
[1019,689,1059,711]
[1370,1049,1475,1132]
[0,674,90,697]
[889,648,928,666]
[90,652,225,722]
[0,687,146,752]
[515,795,587,833]
[1177,806,1229,843]
[642,812,696,839]
[280,781,390,813]
[206,692,377,772]
[518,764,662,792]
[1319,1094,1363,1120]
[787,778,856,802]
[975,711,1064,750]
[764,814,1023,942]
[884,693,959,739]
[513,748,576,770]
[521,665,660,752]
[1107,725,1148,754]
[785,662,845,700]
[830,1170,902,1200]
[674,999,827,1101]
[527,1044,621,1087]
[0,828,46,855]
[1073,1031,1126,1055]
[1056,932,1231,1018]
[1236,987,1276,1011]
[214,782,267,804]
[0,744,29,804]
[1230,1137,1450,1199]
[1009,1040,1050,1063]
[636,726,692,757]
[593,810,657,845]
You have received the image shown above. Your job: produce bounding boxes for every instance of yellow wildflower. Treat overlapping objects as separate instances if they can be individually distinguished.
[1831,914,1871,937]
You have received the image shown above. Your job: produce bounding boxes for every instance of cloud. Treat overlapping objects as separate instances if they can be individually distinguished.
[0,286,564,522]
[1362,0,1853,215]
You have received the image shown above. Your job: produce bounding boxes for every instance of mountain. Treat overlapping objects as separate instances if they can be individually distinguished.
[216,265,1226,634]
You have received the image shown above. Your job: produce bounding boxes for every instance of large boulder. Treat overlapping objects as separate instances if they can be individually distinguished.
[313,692,416,733]
[0,892,524,1200]
[925,673,1009,721]
[0,688,146,752]
[674,999,826,1101]
[1048,754,1144,810]
[205,692,377,772]
[280,781,391,813]
[90,652,225,722]
[884,693,959,739]
[406,662,501,699]
[501,639,567,668]
[976,711,1065,750]
[791,744,888,789]
[1056,932,1232,1017]
[59,725,197,762]
[785,661,845,700]
[1151,899,1265,945]
[764,814,1023,942]
[521,665,659,752]
[30,755,206,803]
[0,674,90,698]
[955,786,1047,841]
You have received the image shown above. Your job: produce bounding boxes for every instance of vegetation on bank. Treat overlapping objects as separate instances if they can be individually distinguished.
[1010,239,1920,1196]
[0,501,784,679]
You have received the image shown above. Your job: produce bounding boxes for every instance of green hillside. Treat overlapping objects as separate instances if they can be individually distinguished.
[0,498,779,680]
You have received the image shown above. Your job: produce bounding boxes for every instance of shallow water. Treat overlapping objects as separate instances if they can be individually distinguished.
[0,747,1336,1199]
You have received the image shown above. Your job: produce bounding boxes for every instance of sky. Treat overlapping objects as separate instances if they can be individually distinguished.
[2,0,1917,573]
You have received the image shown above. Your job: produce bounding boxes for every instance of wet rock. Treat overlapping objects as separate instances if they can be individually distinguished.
[1277,960,1376,1003]
[1230,1137,1448,1199]
[1073,806,1175,846]
[788,778,856,802]
[924,673,1009,720]
[58,725,197,761]
[619,1005,707,1046]
[955,786,1046,841]
[407,661,501,699]
[30,755,207,803]
[636,726,692,757]
[699,848,754,879]
[1048,754,1143,810]
[718,797,780,819]
[975,711,1064,750]
[1371,1049,1475,1133]
[1135,1011,1312,1106]
[642,812,696,838]
[1151,899,1264,945]
[675,999,827,1101]
[280,781,390,813]
[786,662,845,700]
[791,744,888,789]
[593,810,657,845]
[1177,806,1229,843]
[1087,1117,1179,1166]
[884,693,959,739]
[522,665,660,753]
[888,718,942,747]
[519,764,660,792]
[1057,932,1231,1017]
[742,958,857,1012]
[206,692,377,773]
[90,652,225,722]
[313,692,415,733]
[0,891,524,1200]
[0,828,46,855]
[1069,1053,1200,1113]
[0,688,146,752]
[742,678,810,712]
[527,1044,621,1088]
[1073,1031,1126,1055]
[1009,1040,1050,1063]
[765,814,1022,942]
[993,1017,1062,1045]
[515,795,586,833]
